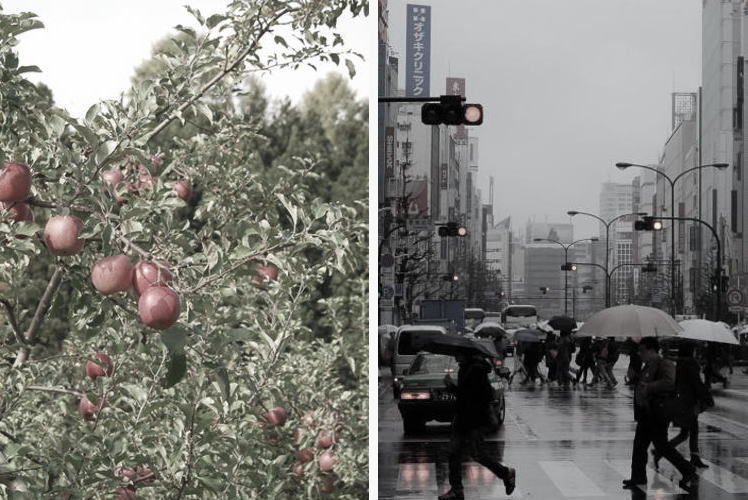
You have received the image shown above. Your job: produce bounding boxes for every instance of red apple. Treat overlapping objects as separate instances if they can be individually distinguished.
[292,462,305,476]
[316,431,335,449]
[318,451,337,472]
[132,261,174,295]
[0,162,31,202]
[79,396,100,421]
[263,406,288,426]
[114,485,137,499]
[254,265,279,283]
[114,467,137,481]
[91,255,133,294]
[296,448,315,464]
[44,215,84,256]
[172,180,192,201]
[0,201,33,222]
[319,476,336,493]
[102,169,123,187]
[135,466,155,484]
[138,286,180,330]
[86,353,114,380]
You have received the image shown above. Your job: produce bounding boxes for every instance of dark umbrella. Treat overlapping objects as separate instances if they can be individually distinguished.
[410,332,497,358]
[512,328,547,343]
[548,315,577,333]
[473,322,507,340]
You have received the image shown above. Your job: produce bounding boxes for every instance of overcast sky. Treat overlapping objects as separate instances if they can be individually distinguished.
[3,1,370,118]
[388,0,702,239]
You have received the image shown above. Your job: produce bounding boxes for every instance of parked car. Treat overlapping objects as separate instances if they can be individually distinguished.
[391,325,448,398]
[397,340,509,434]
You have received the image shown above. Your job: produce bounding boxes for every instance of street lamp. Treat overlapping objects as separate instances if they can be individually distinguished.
[615,161,728,315]
[566,210,647,307]
[533,237,599,315]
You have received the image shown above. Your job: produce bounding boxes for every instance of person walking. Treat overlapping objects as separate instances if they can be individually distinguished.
[522,341,544,385]
[439,353,516,499]
[556,331,575,389]
[624,338,643,386]
[575,338,594,385]
[622,337,698,492]
[703,342,728,389]
[600,337,620,389]
[653,342,713,470]
[544,333,558,386]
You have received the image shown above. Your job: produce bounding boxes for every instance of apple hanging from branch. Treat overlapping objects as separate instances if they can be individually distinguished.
[0,162,32,202]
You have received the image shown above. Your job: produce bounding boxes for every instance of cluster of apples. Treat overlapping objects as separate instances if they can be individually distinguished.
[255,406,339,493]
[101,160,192,205]
[0,162,33,222]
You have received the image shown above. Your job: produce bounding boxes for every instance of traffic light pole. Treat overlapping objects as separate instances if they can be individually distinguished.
[649,216,722,320]
[378,96,467,103]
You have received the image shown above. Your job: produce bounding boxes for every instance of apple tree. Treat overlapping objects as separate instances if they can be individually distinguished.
[0,1,369,498]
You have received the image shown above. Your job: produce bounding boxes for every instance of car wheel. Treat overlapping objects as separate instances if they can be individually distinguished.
[402,417,424,435]
[496,394,506,425]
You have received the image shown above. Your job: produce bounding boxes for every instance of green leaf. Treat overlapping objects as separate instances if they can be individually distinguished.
[206,14,227,29]
[163,353,187,388]
[330,53,340,65]
[274,35,288,48]
[17,65,40,74]
[215,367,231,405]
[345,59,356,79]
[11,221,40,237]
[94,140,118,165]
[160,326,187,354]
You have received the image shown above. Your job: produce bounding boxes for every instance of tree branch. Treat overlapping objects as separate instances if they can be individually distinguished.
[0,298,24,345]
[13,266,64,367]
[25,196,93,213]
[26,386,84,398]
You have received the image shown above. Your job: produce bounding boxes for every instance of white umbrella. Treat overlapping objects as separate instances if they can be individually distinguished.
[576,304,683,338]
[678,319,739,345]
[474,322,507,336]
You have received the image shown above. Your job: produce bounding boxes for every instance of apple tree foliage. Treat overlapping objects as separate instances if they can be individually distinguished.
[0,1,369,498]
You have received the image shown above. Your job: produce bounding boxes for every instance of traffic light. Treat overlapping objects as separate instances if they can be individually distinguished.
[634,216,663,231]
[437,222,467,237]
[421,95,483,126]
[710,275,719,292]
[443,273,459,282]
[560,263,577,271]
[539,286,550,294]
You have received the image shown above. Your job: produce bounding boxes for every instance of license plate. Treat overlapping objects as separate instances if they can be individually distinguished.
[436,392,455,401]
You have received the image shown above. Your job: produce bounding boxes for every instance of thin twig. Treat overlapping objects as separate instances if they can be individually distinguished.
[0,298,24,345]
[13,266,64,367]
[26,386,84,398]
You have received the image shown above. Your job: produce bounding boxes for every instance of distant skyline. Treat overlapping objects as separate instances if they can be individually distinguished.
[3,1,370,118]
[387,0,701,239]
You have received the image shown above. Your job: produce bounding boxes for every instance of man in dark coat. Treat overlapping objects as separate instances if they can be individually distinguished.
[439,353,516,500]
[623,337,698,491]
[653,342,712,469]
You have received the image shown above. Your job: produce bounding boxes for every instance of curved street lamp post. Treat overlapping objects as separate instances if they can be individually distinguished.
[533,237,599,315]
[615,162,728,315]
[567,210,647,308]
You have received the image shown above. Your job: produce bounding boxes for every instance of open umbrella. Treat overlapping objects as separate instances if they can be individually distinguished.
[548,315,577,333]
[410,332,497,358]
[575,304,682,339]
[511,328,547,343]
[473,322,507,340]
[678,319,739,345]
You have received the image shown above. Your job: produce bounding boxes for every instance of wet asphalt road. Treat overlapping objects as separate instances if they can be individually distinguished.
[378,356,748,499]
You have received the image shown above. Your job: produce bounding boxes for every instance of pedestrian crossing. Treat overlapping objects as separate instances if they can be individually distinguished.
[390,456,748,498]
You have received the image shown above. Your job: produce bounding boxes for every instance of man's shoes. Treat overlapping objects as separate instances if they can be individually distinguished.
[678,473,699,491]
[437,489,464,500]
[622,478,646,490]
[691,455,709,468]
[504,467,516,495]
[651,449,661,470]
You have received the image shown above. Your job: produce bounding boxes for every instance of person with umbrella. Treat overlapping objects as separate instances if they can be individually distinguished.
[652,342,713,471]
[556,331,575,389]
[574,337,595,386]
[622,337,698,491]
[438,352,517,499]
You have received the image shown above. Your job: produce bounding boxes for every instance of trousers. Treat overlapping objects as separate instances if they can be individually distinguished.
[631,415,695,482]
[448,425,509,492]
[669,414,699,454]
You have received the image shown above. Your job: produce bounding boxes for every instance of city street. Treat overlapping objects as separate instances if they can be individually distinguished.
[378,359,748,499]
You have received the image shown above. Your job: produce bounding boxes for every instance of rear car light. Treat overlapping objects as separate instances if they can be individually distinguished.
[401,391,431,400]
[493,359,503,367]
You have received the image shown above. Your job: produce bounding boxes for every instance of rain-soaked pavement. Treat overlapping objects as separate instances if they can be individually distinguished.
[379,356,748,499]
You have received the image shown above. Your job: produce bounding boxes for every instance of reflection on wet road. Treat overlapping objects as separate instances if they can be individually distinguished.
[379,360,748,499]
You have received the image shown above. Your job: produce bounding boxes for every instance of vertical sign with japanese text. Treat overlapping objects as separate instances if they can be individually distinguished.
[384,127,395,177]
[406,4,431,97]
[446,77,466,140]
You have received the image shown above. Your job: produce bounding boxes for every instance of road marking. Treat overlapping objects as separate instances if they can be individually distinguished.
[700,459,748,493]
[539,460,605,497]
[396,462,437,492]
[606,459,686,495]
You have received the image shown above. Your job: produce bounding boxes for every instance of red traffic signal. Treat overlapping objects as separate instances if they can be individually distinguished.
[422,95,483,126]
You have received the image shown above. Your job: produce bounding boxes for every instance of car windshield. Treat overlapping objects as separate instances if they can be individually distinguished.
[408,354,453,374]
[398,330,442,355]
[505,306,536,317]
